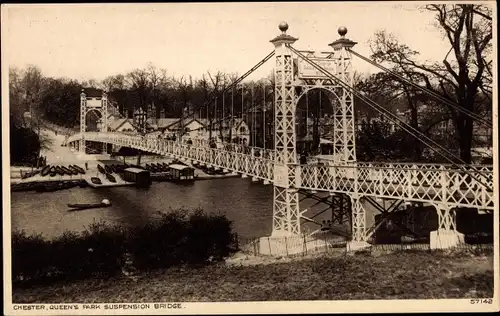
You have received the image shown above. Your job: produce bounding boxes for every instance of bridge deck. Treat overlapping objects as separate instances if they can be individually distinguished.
[68,132,494,210]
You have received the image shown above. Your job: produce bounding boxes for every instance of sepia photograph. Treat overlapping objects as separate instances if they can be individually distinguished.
[2,1,498,314]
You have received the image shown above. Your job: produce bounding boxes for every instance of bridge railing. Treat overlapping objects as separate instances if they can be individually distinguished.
[298,163,494,210]
[69,132,276,182]
[315,157,493,171]
[68,132,494,209]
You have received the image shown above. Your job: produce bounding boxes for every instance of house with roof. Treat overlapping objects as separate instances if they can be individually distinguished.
[150,116,250,145]
[163,118,206,140]
[106,100,124,122]
[108,118,138,133]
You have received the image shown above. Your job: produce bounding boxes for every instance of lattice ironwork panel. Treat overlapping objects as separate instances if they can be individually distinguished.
[67,132,493,210]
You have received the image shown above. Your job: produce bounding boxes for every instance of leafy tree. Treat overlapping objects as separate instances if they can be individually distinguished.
[356,120,416,162]
[10,121,40,165]
[40,78,82,127]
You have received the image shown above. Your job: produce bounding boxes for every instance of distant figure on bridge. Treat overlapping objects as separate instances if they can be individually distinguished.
[300,150,307,165]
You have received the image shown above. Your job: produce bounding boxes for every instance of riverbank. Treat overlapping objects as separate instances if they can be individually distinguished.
[13,250,493,302]
[10,128,240,187]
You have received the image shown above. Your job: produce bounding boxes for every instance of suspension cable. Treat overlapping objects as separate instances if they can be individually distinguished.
[289,45,491,189]
[231,86,234,142]
[222,89,225,141]
[252,82,255,146]
[240,84,244,142]
[164,51,276,134]
[350,49,492,128]
[263,81,266,149]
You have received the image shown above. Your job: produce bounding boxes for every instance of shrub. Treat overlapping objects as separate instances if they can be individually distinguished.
[130,209,190,270]
[80,220,126,277]
[12,230,51,282]
[11,209,238,285]
[186,209,236,264]
[130,208,237,269]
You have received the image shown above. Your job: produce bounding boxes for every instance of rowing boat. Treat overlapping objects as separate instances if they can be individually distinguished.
[97,164,106,174]
[72,165,86,174]
[105,173,117,183]
[55,166,65,176]
[67,201,112,211]
[41,165,51,177]
[104,165,112,174]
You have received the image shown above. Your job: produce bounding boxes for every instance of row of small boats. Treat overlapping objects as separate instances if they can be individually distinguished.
[191,162,230,176]
[12,179,87,192]
[96,164,118,183]
[144,162,170,173]
[97,164,132,175]
[21,169,40,179]
[39,164,86,177]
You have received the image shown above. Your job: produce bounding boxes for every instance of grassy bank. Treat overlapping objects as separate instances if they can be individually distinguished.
[13,250,493,303]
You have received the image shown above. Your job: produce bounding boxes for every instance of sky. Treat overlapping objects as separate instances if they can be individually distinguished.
[4,2,457,82]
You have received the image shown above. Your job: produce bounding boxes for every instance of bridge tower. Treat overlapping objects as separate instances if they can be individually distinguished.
[270,22,301,236]
[269,23,368,248]
[79,89,108,154]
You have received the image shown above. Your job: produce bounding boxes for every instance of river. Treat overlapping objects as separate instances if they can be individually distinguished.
[11,175,370,241]
[11,129,360,241]
[11,177,278,240]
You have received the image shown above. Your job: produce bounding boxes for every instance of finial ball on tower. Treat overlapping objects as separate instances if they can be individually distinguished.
[338,26,348,37]
[279,21,289,33]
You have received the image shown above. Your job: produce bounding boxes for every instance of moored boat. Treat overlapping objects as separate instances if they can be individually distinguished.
[55,166,65,176]
[97,164,106,174]
[61,166,73,176]
[104,165,112,174]
[72,165,86,174]
[49,166,57,177]
[90,177,102,184]
[155,163,165,172]
[151,163,160,172]
[70,165,80,175]
[41,165,51,177]
[68,165,79,175]
[105,173,117,183]
[158,163,167,172]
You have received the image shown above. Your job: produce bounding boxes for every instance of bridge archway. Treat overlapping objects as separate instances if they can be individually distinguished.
[84,109,103,132]
[295,87,340,156]
[79,89,108,154]
[270,22,359,240]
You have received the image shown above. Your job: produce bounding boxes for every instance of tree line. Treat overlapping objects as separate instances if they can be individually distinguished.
[9,4,492,164]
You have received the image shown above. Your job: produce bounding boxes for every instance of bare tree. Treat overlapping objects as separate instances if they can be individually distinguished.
[368,4,492,163]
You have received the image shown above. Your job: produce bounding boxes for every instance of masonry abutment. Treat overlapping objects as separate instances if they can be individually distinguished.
[430,204,465,249]
[346,194,371,251]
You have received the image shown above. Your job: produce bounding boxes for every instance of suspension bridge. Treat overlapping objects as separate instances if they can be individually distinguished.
[67,22,495,253]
